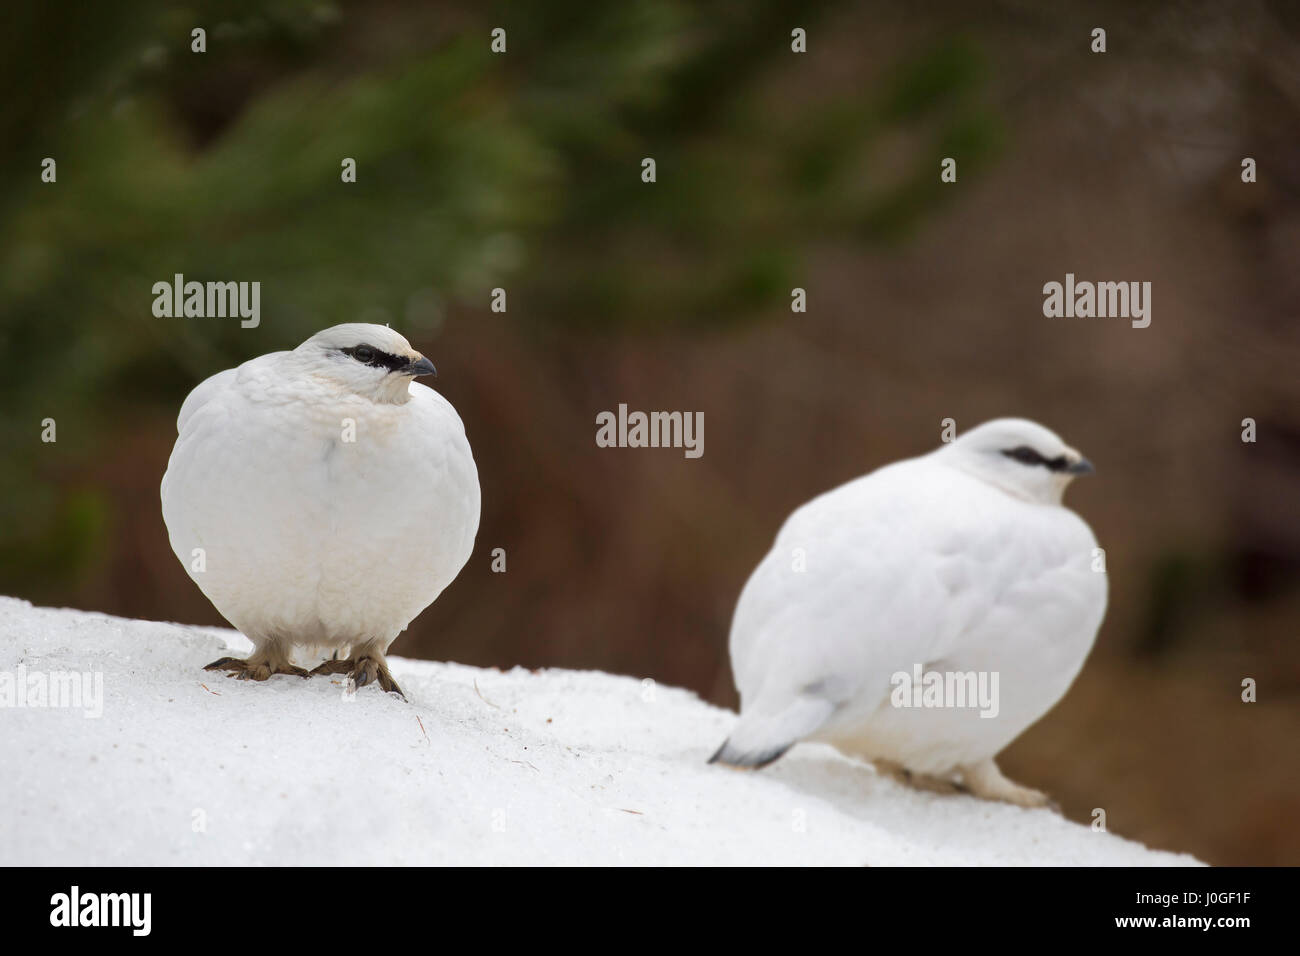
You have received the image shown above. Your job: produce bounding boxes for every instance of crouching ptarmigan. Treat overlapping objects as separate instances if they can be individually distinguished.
[711,418,1106,808]
[161,324,480,697]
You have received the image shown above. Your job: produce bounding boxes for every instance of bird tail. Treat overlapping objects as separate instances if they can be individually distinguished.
[709,695,836,769]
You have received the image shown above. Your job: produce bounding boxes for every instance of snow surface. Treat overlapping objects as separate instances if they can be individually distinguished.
[0,597,1199,866]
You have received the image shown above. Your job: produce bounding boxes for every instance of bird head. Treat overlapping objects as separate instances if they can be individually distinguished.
[938,418,1094,505]
[294,323,437,404]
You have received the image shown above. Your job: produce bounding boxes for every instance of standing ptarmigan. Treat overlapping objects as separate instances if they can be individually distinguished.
[161,324,480,697]
[711,418,1106,807]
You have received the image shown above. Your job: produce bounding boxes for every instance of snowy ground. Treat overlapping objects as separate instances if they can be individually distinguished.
[0,597,1199,866]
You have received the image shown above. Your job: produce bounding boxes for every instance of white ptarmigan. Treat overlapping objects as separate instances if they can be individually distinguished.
[160,324,480,697]
[711,418,1106,807]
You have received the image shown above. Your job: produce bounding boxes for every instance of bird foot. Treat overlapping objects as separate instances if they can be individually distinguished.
[959,758,1060,811]
[309,659,353,676]
[350,655,405,699]
[875,759,965,795]
[203,656,310,681]
[311,655,405,698]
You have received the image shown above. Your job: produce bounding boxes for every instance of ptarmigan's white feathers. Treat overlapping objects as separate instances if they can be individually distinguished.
[712,419,1106,804]
[161,324,480,684]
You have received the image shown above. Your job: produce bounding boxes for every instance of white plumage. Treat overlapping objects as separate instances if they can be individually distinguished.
[712,418,1106,807]
[161,323,480,696]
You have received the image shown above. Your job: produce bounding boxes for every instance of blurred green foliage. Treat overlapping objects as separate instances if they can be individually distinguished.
[0,0,1003,590]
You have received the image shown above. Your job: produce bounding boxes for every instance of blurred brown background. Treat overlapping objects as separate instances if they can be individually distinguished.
[2,1,1297,864]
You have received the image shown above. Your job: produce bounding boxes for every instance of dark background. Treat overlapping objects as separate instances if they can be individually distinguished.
[2,1,1297,864]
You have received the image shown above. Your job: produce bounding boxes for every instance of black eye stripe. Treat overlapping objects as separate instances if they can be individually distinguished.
[340,345,408,372]
[1001,446,1070,472]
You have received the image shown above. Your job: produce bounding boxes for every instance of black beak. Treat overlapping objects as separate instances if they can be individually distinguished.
[404,356,437,377]
[1066,457,1095,476]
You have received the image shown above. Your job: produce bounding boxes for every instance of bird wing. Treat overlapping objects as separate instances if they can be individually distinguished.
[175,351,289,433]
[715,456,1017,765]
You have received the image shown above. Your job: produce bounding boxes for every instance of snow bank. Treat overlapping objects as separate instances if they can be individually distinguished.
[0,597,1199,866]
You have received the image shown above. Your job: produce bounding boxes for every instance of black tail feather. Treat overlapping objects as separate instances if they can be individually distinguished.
[708,738,792,769]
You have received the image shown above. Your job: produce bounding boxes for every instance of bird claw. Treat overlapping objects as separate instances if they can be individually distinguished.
[379,672,405,700]
[348,655,405,700]
[203,656,309,681]
[205,652,402,697]
[310,659,353,676]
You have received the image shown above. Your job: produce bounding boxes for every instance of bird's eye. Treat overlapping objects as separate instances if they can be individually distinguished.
[352,346,376,364]
[1002,446,1044,466]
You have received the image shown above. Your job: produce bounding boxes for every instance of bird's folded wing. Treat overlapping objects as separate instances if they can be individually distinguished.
[176,352,289,433]
[730,463,1009,721]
